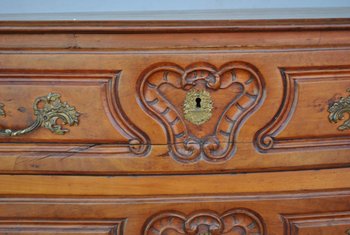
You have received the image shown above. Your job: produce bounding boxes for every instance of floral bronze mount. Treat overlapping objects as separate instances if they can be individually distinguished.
[0,93,79,137]
[328,89,350,131]
[138,62,265,163]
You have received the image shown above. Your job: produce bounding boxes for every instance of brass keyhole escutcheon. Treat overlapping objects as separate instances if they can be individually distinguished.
[183,89,213,125]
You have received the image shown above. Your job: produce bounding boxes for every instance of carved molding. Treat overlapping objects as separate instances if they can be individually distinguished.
[143,209,265,235]
[138,62,265,163]
[0,218,126,235]
[255,67,350,152]
[109,72,150,155]
[0,69,149,155]
[282,211,350,235]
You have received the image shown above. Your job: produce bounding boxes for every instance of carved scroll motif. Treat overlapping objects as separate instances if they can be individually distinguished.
[143,209,265,235]
[138,62,265,163]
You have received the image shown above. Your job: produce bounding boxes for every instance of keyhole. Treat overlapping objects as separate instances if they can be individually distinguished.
[195,98,201,108]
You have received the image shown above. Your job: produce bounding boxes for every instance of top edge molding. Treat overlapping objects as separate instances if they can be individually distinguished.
[0,18,350,34]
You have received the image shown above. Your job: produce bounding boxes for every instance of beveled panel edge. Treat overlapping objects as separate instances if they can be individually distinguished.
[255,66,350,153]
[281,211,350,235]
[0,218,126,235]
[0,69,150,156]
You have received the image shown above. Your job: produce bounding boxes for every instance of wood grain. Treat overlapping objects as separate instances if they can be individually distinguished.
[0,51,350,174]
[0,20,349,234]
[0,168,348,196]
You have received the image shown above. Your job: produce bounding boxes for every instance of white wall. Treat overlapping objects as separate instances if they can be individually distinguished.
[0,0,349,20]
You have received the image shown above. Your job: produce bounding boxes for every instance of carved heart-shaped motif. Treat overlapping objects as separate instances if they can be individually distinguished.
[138,62,264,163]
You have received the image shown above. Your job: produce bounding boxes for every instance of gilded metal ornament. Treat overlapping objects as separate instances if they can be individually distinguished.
[0,103,5,117]
[183,89,213,125]
[328,89,350,131]
[0,93,80,136]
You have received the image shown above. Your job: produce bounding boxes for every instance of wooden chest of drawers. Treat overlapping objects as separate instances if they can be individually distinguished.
[0,19,349,234]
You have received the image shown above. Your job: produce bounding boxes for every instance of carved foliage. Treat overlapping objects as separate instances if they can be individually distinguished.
[143,209,265,235]
[138,62,265,162]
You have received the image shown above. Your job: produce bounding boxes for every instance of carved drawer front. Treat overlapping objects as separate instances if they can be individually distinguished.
[1,21,350,174]
[282,211,350,235]
[1,189,350,235]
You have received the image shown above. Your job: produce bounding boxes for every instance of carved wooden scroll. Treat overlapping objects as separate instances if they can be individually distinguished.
[143,209,265,235]
[138,62,265,163]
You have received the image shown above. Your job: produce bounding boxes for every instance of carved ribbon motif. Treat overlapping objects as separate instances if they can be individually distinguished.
[0,93,79,136]
[328,89,350,131]
[143,209,265,235]
[138,62,264,163]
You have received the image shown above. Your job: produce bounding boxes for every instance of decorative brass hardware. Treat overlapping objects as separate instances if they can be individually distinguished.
[0,93,79,136]
[0,103,5,117]
[328,89,350,131]
[183,89,213,125]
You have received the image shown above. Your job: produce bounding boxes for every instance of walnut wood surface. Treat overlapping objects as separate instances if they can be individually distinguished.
[0,20,349,234]
[0,190,349,235]
[0,20,350,174]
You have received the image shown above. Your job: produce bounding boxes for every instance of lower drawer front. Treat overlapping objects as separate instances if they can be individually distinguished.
[0,192,349,235]
[283,212,350,235]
